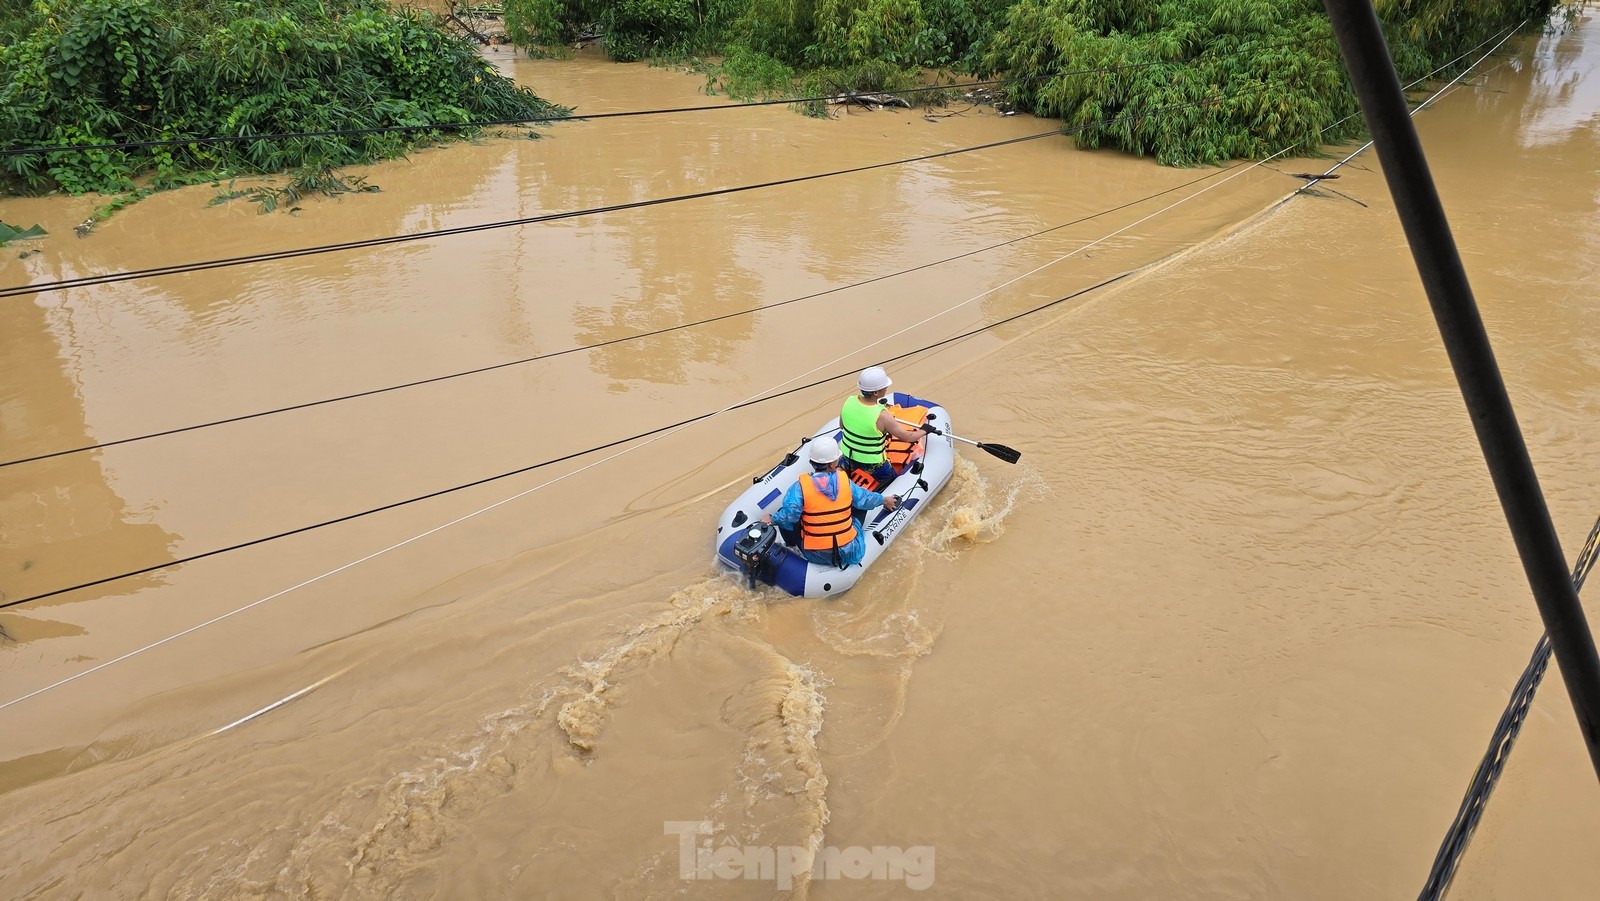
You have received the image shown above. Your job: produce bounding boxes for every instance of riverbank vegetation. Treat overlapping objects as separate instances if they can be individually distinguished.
[0,0,1563,216]
[0,0,565,200]
[504,0,1558,162]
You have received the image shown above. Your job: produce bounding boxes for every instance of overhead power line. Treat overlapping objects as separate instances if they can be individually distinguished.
[0,28,1513,467]
[0,77,1016,157]
[0,32,1518,711]
[1,88,1270,300]
[0,39,1322,159]
[0,31,1514,603]
[1418,513,1600,900]
[0,270,1134,611]
[0,162,1245,468]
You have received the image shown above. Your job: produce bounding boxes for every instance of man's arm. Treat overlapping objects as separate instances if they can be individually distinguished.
[850,484,899,513]
[767,483,804,528]
[877,409,925,442]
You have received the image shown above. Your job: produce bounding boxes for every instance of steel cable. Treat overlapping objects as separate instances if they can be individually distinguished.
[0,65,1367,611]
[0,38,1321,159]
[0,29,1514,466]
[0,269,1130,612]
[0,162,1245,468]
[1417,513,1600,900]
[0,88,1272,300]
[0,31,1515,710]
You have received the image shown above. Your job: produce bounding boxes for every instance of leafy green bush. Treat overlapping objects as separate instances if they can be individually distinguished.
[599,0,699,60]
[504,0,597,53]
[704,45,797,98]
[735,0,1005,69]
[982,0,1552,165]
[0,0,567,195]
[492,0,1557,168]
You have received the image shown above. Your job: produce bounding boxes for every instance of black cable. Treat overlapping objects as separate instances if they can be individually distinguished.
[0,77,1018,158]
[0,269,1132,609]
[0,128,1054,298]
[1418,514,1600,900]
[0,38,1319,159]
[1,86,1268,300]
[0,162,1243,468]
[1322,0,1600,779]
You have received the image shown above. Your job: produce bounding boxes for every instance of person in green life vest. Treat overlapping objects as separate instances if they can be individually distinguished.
[839,366,926,490]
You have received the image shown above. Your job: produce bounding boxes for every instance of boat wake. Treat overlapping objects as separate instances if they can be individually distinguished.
[165,455,1042,897]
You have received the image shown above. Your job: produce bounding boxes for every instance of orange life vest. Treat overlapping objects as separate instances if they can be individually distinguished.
[846,463,881,491]
[798,471,858,559]
[885,405,928,470]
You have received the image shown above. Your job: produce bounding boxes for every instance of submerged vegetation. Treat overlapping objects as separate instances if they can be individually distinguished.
[0,0,565,198]
[505,0,1558,162]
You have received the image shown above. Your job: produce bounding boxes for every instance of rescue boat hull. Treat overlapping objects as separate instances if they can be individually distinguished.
[714,392,954,598]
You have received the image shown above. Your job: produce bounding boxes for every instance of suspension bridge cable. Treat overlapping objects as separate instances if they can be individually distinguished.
[0,163,1246,468]
[0,38,1320,159]
[1418,513,1600,901]
[0,88,1268,300]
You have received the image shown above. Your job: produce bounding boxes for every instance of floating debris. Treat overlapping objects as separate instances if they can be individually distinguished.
[827,92,913,110]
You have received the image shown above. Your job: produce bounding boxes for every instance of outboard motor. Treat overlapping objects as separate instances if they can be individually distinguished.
[732,520,780,589]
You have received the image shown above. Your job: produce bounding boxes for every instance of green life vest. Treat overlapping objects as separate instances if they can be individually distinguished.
[839,396,888,464]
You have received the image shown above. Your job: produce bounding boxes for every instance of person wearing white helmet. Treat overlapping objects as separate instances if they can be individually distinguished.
[838,365,925,490]
[764,436,901,568]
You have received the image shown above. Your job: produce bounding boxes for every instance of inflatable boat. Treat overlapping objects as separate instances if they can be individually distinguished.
[715,392,955,598]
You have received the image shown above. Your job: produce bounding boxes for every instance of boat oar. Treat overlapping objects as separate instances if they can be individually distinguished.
[892,417,1022,464]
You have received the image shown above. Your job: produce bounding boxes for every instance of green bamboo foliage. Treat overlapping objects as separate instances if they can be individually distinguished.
[982,0,1553,165]
[505,0,1009,70]
[0,0,566,195]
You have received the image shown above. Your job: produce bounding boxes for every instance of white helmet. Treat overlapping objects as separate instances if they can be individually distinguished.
[807,436,842,465]
[858,366,892,393]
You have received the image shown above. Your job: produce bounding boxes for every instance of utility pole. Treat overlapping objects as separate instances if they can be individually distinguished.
[1319,0,1600,783]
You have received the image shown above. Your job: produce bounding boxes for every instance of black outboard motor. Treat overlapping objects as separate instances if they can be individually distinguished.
[732,520,780,589]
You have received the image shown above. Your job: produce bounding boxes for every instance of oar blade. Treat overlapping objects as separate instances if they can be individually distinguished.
[978,442,1022,464]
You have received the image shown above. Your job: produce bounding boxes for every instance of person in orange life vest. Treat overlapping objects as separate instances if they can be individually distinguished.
[839,366,925,490]
[765,436,900,568]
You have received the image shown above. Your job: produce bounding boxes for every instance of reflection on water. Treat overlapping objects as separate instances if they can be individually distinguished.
[1520,18,1600,146]
[0,300,178,616]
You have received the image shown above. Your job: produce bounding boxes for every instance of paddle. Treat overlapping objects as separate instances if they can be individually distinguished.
[892,416,1022,464]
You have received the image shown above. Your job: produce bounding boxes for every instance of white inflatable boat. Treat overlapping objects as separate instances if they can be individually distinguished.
[715,392,955,598]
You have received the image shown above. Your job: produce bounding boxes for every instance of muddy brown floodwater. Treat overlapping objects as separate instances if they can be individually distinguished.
[2,17,1598,900]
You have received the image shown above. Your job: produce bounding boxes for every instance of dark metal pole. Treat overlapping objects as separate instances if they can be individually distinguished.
[1319,0,1600,783]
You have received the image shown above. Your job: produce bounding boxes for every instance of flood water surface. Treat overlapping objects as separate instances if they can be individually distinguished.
[2,19,1599,899]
